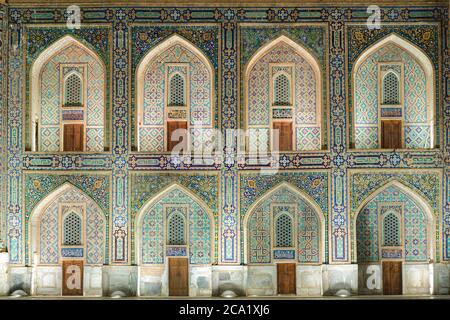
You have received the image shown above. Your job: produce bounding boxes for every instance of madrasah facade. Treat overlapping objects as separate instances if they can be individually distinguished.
[0,0,448,297]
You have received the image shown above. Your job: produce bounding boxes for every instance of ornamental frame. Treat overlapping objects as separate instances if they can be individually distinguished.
[59,203,86,263]
[26,30,111,154]
[271,202,297,261]
[348,28,439,151]
[243,32,326,154]
[164,204,189,248]
[378,202,404,258]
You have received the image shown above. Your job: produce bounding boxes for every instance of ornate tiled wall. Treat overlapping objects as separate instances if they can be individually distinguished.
[36,184,106,265]
[242,26,326,151]
[23,172,111,264]
[354,42,430,149]
[139,187,212,265]
[0,4,6,251]
[246,185,321,264]
[2,4,449,268]
[356,185,428,262]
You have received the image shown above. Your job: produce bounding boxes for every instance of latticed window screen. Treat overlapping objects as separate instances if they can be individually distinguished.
[169,73,185,106]
[382,72,400,105]
[274,74,290,106]
[64,73,83,106]
[168,212,186,245]
[275,213,293,247]
[383,212,401,246]
[63,212,82,245]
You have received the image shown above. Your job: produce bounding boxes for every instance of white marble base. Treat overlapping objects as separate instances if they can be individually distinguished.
[403,263,431,295]
[138,265,165,296]
[102,265,138,297]
[246,265,276,296]
[84,265,103,296]
[322,264,358,295]
[190,265,212,297]
[33,266,62,296]
[9,266,31,295]
[212,266,247,297]
[5,263,450,297]
[297,265,322,296]
[433,263,449,295]
[0,253,9,295]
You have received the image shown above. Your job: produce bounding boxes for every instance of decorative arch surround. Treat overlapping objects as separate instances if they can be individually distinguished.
[30,35,106,152]
[244,182,325,264]
[354,180,436,263]
[352,34,435,149]
[29,183,107,265]
[136,183,214,265]
[136,34,215,152]
[244,35,323,152]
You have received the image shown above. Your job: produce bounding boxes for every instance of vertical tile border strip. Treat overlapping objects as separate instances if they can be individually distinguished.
[111,10,129,264]
[221,14,239,263]
[8,17,23,264]
[330,9,349,262]
[0,4,6,250]
[443,6,450,261]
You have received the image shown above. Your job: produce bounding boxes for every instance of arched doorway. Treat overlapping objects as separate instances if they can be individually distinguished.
[30,35,107,152]
[355,181,436,295]
[244,182,325,296]
[136,183,215,297]
[29,183,107,296]
[135,34,215,153]
[352,34,435,150]
[244,35,323,152]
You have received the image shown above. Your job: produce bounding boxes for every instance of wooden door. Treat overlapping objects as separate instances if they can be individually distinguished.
[277,263,296,295]
[167,121,187,152]
[62,260,83,296]
[273,121,293,151]
[63,124,84,151]
[381,120,402,149]
[169,258,189,296]
[382,261,402,295]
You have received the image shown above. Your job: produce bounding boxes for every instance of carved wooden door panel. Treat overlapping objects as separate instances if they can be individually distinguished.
[382,261,402,295]
[169,258,189,296]
[277,263,296,294]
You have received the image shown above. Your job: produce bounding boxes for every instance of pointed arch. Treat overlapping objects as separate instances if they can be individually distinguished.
[244,35,321,85]
[353,179,436,262]
[29,182,106,265]
[352,33,435,148]
[30,35,106,152]
[244,35,323,151]
[136,34,215,151]
[135,182,215,265]
[243,182,325,264]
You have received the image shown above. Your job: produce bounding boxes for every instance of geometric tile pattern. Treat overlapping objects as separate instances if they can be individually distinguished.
[247,42,320,150]
[140,42,212,151]
[356,185,428,262]
[354,43,430,149]
[2,6,446,268]
[38,185,106,265]
[247,186,321,263]
[298,203,320,263]
[140,187,211,265]
[39,42,105,152]
[296,127,321,151]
